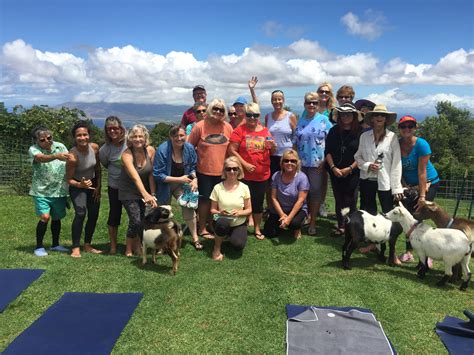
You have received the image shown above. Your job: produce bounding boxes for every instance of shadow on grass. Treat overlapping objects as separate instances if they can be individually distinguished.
[131,254,177,275]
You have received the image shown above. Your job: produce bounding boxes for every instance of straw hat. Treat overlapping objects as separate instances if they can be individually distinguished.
[332,102,364,122]
[364,104,397,126]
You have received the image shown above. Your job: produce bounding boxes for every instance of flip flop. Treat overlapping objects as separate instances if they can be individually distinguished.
[192,241,203,251]
[255,232,265,240]
[199,232,214,240]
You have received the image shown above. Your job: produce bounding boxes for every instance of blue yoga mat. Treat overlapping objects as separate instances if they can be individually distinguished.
[3,292,143,355]
[0,269,44,312]
[436,310,474,355]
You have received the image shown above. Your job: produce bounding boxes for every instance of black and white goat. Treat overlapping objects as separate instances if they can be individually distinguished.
[385,203,472,291]
[341,208,403,270]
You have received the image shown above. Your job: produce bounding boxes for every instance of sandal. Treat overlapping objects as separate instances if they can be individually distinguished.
[192,240,203,251]
[199,232,214,240]
[255,232,265,240]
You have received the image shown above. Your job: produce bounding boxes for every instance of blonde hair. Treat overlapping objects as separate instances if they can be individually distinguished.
[280,149,301,171]
[126,124,150,148]
[245,102,261,114]
[317,82,336,109]
[206,98,228,118]
[304,91,319,103]
[221,156,244,180]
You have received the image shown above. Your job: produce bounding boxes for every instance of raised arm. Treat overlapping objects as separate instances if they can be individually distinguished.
[248,76,258,104]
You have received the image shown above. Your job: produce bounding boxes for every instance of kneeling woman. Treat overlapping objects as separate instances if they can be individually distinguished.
[210,157,252,261]
[263,150,309,239]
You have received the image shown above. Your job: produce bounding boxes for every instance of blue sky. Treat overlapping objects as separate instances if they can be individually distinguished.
[1,0,473,116]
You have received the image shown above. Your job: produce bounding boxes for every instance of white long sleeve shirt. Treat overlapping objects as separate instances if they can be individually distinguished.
[354,129,403,194]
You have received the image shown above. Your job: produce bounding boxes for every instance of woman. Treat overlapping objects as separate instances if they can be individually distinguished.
[263,150,309,239]
[153,125,202,250]
[228,102,275,240]
[186,102,207,136]
[293,92,333,235]
[66,121,102,258]
[354,105,404,255]
[355,99,376,131]
[228,105,238,126]
[325,103,362,235]
[29,126,71,256]
[99,116,127,254]
[187,98,233,238]
[398,115,440,263]
[118,124,158,256]
[210,157,252,261]
[335,85,355,106]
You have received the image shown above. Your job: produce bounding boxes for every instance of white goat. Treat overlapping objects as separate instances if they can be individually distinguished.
[385,203,472,291]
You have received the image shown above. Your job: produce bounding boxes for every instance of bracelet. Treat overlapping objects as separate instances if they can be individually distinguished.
[330,165,335,170]
[349,165,353,172]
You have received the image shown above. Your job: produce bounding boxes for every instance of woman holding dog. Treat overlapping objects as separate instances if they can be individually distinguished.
[398,115,440,264]
[210,157,252,261]
[118,124,158,257]
[263,149,309,240]
[99,116,127,254]
[153,125,202,250]
[354,105,404,256]
[66,121,102,258]
[29,126,72,257]
[325,103,362,236]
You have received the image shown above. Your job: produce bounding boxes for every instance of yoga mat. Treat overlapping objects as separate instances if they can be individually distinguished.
[3,292,143,355]
[286,305,396,355]
[436,310,474,355]
[0,269,44,312]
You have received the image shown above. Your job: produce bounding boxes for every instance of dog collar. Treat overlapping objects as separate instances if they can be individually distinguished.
[445,218,454,229]
[406,221,421,240]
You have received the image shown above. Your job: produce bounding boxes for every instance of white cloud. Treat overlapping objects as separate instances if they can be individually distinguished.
[261,20,305,39]
[1,39,473,108]
[340,10,386,41]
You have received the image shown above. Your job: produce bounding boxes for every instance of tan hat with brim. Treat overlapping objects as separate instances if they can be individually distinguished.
[333,102,364,123]
[364,104,397,126]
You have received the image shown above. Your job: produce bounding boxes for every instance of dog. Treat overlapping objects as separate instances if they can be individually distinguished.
[142,205,183,275]
[385,203,472,291]
[341,208,403,270]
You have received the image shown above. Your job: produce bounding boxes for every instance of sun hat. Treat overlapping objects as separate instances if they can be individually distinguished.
[192,85,206,93]
[398,115,417,125]
[233,96,248,105]
[333,102,364,122]
[364,104,397,126]
[354,99,376,111]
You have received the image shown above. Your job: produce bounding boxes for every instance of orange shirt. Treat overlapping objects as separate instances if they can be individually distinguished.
[187,119,233,176]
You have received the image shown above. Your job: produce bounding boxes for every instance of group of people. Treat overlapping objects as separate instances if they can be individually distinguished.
[28,78,439,264]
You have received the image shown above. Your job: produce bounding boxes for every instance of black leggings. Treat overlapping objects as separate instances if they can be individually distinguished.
[122,199,146,239]
[242,179,268,214]
[70,186,100,248]
[359,179,394,215]
[107,186,123,227]
[331,177,358,228]
[213,219,248,250]
[263,209,306,238]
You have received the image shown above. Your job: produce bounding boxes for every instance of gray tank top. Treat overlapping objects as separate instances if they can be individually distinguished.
[118,147,152,201]
[71,144,96,181]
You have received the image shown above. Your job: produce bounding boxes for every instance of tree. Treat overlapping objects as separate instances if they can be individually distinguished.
[150,122,172,147]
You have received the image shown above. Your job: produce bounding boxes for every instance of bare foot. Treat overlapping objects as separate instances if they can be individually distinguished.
[71,247,81,258]
[293,229,302,240]
[212,253,224,261]
[84,245,103,254]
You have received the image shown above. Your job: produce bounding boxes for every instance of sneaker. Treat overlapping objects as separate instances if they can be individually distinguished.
[319,203,328,217]
[50,245,69,252]
[400,252,415,263]
[34,247,48,257]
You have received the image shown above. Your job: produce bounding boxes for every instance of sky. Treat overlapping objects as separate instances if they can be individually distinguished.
[1,0,473,116]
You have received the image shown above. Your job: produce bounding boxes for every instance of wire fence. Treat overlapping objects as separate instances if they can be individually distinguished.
[0,134,472,218]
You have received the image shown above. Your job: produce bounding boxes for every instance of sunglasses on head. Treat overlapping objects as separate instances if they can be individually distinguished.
[399,123,416,129]
[212,107,225,114]
[225,167,239,172]
[196,109,206,114]
[39,136,53,143]
[305,101,319,106]
[246,113,260,119]
[283,159,297,164]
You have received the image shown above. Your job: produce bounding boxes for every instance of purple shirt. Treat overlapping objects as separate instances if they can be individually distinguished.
[271,171,310,215]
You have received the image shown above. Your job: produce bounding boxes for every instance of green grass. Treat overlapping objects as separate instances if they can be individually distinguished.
[0,193,472,354]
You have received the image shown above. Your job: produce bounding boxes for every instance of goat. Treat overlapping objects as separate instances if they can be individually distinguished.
[341,208,403,270]
[385,203,472,291]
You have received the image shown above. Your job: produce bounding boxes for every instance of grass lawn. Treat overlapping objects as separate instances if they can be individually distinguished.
[0,193,472,354]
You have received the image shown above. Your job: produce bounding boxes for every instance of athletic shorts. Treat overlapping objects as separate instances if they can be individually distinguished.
[197,172,222,200]
[33,196,67,220]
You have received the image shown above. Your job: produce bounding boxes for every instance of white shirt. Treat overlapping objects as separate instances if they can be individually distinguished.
[354,129,403,194]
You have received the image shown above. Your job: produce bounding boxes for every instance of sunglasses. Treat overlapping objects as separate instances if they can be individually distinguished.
[283,159,297,164]
[212,107,225,114]
[228,112,237,116]
[399,124,416,129]
[196,109,206,114]
[305,101,319,106]
[39,136,53,143]
[318,90,330,94]
[246,113,260,119]
[225,167,239,172]
[337,95,352,100]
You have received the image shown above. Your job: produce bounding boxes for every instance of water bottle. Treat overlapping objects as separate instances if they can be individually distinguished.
[368,153,384,181]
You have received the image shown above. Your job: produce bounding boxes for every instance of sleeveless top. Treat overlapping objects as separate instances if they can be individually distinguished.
[71,144,96,181]
[118,147,153,201]
[266,111,293,156]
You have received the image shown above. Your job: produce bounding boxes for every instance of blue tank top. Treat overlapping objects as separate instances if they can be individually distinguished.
[266,111,293,156]
[401,137,439,185]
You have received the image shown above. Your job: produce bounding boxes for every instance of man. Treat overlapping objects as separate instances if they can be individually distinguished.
[181,85,207,127]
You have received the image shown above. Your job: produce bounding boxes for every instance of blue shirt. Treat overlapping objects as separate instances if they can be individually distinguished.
[401,137,439,185]
[270,171,310,215]
[293,113,333,167]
